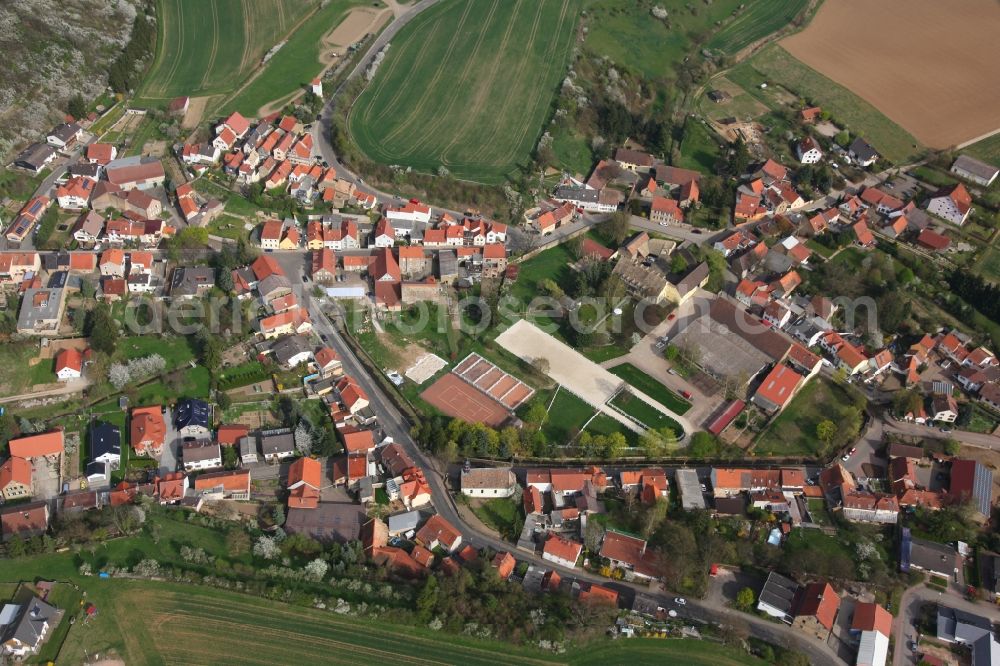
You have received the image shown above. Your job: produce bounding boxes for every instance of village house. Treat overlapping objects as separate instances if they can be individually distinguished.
[287,457,322,509]
[460,467,517,498]
[181,441,222,472]
[796,136,823,164]
[130,405,165,457]
[0,457,31,501]
[950,154,998,187]
[926,183,973,226]
[16,288,66,335]
[541,533,582,569]
[0,502,50,541]
[261,432,296,463]
[415,514,462,553]
[104,156,166,191]
[54,347,84,381]
[193,469,251,501]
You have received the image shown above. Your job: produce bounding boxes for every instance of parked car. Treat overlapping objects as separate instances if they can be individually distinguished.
[680,390,693,400]
[841,454,851,462]
[674,598,687,606]
[668,369,680,376]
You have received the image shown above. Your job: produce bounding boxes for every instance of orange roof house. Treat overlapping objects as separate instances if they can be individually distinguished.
[9,430,64,459]
[492,551,516,581]
[130,406,166,456]
[752,364,804,414]
[415,514,462,552]
[793,581,840,634]
[579,584,619,607]
[339,428,375,454]
[216,424,249,446]
[287,457,322,509]
[155,472,188,504]
[0,457,32,499]
[851,601,892,636]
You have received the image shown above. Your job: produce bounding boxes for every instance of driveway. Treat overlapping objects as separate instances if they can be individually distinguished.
[158,407,180,475]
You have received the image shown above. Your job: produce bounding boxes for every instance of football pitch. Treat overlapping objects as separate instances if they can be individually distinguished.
[348,0,580,184]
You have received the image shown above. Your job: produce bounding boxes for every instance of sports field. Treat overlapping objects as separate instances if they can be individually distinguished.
[781,0,1000,149]
[348,0,580,183]
[704,0,810,55]
[139,0,319,100]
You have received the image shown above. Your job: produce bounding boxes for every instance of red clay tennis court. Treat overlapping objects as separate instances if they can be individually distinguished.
[420,373,510,427]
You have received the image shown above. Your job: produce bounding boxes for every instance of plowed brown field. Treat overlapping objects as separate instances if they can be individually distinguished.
[782,0,1000,148]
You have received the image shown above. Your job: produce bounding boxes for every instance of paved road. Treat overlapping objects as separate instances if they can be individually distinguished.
[271,251,843,664]
[885,419,1000,450]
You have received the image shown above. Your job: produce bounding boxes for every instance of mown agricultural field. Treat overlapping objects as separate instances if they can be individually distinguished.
[967,133,1000,169]
[704,0,810,55]
[138,0,319,101]
[348,0,580,184]
[229,0,370,116]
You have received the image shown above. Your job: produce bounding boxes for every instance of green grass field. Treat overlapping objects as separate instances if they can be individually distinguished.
[966,133,1000,168]
[470,497,524,542]
[727,45,923,164]
[349,0,580,183]
[581,0,744,81]
[138,0,318,101]
[229,0,367,116]
[755,377,858,458]
[677,117,724,172]
[609,391,683,438]
[607,363,691,415]
[975,247,1000,284]
[544,388,599,442]
[704,0,810,55]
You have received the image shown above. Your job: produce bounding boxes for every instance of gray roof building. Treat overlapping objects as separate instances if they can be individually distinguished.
[675,468,706,510]
[387,509,422,536]
[951,155,999,187]
[937,605,993,645]
[271,335,313,368]
[756,571,800,623]
[261,431,295,458]
[0,596,58,654]
[13,142,56,172]
[285,502,365,543]
[169,267,215,298]
[16,288,66,335]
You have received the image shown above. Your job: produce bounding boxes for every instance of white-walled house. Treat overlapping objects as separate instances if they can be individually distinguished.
[796,136,823,164]
[926,183,973,226]
[460,467,517,498]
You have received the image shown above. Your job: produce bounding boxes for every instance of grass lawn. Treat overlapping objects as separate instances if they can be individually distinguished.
[0,168,47,201]
[782,527,854,566]
[509,242,576,305]
[584,412,638,447]
[677,117,724,173]
[806,498,830,526]
[541,388,599,443]
[138,0,319,101]
[131,366,212,404]
[551,124,594,177]
[755,377,859,458]
[582,0,744,82]
[119,335,195,368]
[571,638,766,665]
[207,214,252,241]
[0,342,58,400]
[349,0,580,183]
[805,239,836,259]
[470,497,524,542]
[704,0,810,55]
[830,246,867,271]
[727,45,924,164]
[229,0,367,115]
[975,247,1000,283]
[608,363,691,415]
[218,360,269,390]
[966,133,1000,169]
[964,405,999,434]
[911,166,959,189]
[609,391,683,437]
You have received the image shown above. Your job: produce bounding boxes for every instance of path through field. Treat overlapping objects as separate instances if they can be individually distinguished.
[781,0,1000,148]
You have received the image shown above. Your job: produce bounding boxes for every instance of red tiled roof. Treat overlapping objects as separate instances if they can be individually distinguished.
[55,347,83,374]
[216,424,249,446]
[755,365,803,410]
[131,406,165,453]
[0,456,31,489]
[542,534,582,563]
[794,582,840,631]
[579,584,618,606]
[193,469,250,493]
[415,514,462,550]
[9,430,64,458]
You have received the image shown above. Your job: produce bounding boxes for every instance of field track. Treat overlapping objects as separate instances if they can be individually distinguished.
[781,0,1000,148]
[348,0,581,184]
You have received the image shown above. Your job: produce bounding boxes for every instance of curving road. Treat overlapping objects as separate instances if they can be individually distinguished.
[272,251,844,665]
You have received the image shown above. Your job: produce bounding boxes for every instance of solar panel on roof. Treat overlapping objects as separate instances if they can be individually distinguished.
[28,201,42,214]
